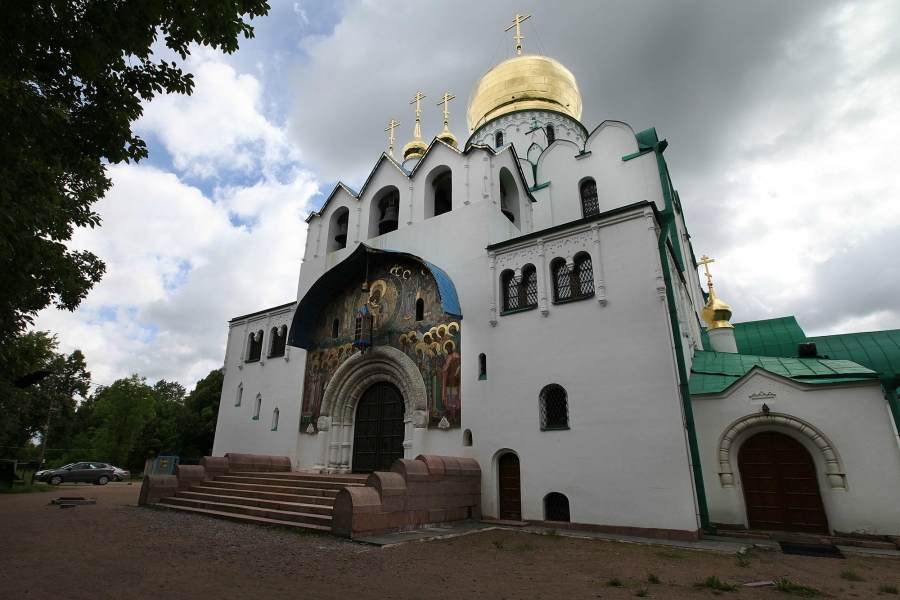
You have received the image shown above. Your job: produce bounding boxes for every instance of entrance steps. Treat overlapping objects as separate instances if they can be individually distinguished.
[158,471,368,532]
[712,528,900,551]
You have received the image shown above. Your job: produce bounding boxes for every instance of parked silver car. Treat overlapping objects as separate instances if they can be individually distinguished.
[110,466,130,481]
[38,462,114,485]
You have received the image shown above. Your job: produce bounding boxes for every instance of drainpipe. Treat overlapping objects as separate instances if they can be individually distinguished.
[656,206,716,536]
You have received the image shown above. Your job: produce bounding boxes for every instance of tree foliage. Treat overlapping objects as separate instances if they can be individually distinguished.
[0,0,270,348]
[91,375,157,466]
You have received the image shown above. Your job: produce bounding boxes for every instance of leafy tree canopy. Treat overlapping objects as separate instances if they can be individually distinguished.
[92,374,157,466]
[0,0,270,353]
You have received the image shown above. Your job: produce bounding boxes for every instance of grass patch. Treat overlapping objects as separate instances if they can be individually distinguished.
[491,540,505,549]
[735,553,751,567]
[774,578,825,597]
[646,573,660,584]
[605,578,623,587]
[880,584,899,594]
[841,569,865,582]
[655,550,688,559]
[1,482,54,494]
[693,576,738,592]
[544,528,561,539]
[635,588,647,597]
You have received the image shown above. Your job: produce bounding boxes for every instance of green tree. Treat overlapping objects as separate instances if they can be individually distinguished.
[92,375,156,466]
[0,0,270,349]
[183,369,224,456]
[127,379,187,470]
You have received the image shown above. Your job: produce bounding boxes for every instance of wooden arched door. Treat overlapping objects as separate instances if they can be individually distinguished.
[352,382,405,474]
[498,453,522,521]
[738,432,829,534]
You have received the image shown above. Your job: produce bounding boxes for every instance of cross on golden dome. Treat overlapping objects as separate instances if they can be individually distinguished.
[410,91,427,141]
[698,255,715,288]
[437,92,455,130]
[384,119,401,157]
[505,13,532,56]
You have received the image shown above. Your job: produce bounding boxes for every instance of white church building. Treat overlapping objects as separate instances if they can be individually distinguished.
[212,20,900,540]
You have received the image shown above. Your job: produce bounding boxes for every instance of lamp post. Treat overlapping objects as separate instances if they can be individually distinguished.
[354,305,374,353]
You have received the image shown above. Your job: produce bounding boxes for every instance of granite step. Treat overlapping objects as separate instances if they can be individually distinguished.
[175,490,333,515]
[229,471,368,485]
[190,484,336,506]
[214,475,362,491]
[201,480,341,497]
[155,504,331,532]
[161,496,332,527]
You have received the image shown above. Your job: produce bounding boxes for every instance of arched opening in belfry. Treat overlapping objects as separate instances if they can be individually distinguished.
[327,206,350,252]
[368,186,400,239]
[426,166,453,219]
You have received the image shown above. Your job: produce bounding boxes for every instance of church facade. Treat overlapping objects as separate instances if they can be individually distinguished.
[212,24,900,539]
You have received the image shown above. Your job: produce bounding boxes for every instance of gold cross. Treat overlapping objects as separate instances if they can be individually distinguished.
[437,92,456,130]
[698,255,715,288]
[505,13,532,55]
[410,91,427,141]
[384,119,401,157]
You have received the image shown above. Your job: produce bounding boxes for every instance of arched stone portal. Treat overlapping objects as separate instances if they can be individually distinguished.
[313,346,427,473]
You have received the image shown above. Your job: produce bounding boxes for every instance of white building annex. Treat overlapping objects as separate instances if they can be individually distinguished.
[212,17,900,540]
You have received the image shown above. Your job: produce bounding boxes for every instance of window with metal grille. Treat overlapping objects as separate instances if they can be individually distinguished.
[552,255,594,302]
[580,179,599,217]
[575,253,595,297]
[501,270,519,311]
[539,384,569,430]
[546,125,555,144]
[495,131,504,148]
[521,264,538,308]
[544,492,570,522]
[552,259,572,301]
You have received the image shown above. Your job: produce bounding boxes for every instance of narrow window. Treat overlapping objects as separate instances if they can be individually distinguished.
[574,253,595,297]
[415,298,424,321]
[463,429,473,446]
[521,264,538,309]
[546,125,555,144]
[539,384,569,430]
[501,270,519,311]
[271,408,280,431]
[335,212,348,250]
[580,179,599,217]
[253,394,262,419]
[495,131,504,148]
[332,318,340,339]
[247,330,263,361]
[544,493,570,522]
[552,259,572,301]
[478,353,486,380]
[235,384,243,406]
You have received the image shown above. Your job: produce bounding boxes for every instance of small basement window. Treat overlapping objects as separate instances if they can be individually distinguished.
[544,492,570,522]
[463,429,473,446]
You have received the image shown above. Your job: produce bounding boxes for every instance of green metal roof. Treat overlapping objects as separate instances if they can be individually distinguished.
[700,316,808,358]
[808,330,900,378]
[689,350,877,394]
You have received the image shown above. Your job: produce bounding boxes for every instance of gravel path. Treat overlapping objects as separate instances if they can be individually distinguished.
[1,483,897,599]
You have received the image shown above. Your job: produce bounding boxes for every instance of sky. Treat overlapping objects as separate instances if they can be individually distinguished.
[33,0,900,392]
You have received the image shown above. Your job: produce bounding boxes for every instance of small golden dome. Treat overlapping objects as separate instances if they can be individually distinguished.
[402,138,427,160]
[467,54,583,132]
[701,286,734,330]
[437,128,458,149]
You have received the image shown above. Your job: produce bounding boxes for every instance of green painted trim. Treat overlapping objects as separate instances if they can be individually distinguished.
[252,416,260,420]
[271,427,277,431]
[235,402,241,407]
[266,353,284,359]
[574,151,592,160]
[656,209,715,536]
[540,426,570,432]
[500,305,538,317]
[244,358,260,363]
[621,148,653,162]
[551,292,595,305]
[530,181,551,192]
[478,374,487,381]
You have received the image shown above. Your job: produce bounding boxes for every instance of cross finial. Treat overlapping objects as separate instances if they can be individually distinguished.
[384,119,401,157]
[698,255,715,289]
[437,92,456,131]
[410,91,427,140]
[505,13,532,55]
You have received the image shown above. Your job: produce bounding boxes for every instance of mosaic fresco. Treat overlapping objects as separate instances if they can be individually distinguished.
[301,256,460,429]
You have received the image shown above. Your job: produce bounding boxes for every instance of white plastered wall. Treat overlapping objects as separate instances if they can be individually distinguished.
[693,370,900,535]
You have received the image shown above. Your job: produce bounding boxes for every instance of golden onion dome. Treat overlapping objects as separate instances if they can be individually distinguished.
[701,286,734,330]
[467,54,583,132]
[437,128,458,149]
[402,138,427,160]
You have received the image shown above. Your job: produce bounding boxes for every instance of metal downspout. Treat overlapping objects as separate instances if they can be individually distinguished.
[656,209,716,535]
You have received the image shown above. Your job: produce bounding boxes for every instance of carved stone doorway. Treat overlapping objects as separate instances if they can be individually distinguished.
[351,382,405,474]
[498,453,522,520]
[738,432,829,534]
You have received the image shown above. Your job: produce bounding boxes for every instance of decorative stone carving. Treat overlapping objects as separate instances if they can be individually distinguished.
[306,423,315,434]
[716,412,847,491]
[316,416,330,432]
[411,411,428,428]
[438,416,450,430]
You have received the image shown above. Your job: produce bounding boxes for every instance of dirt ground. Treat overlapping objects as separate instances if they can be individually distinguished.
[1,484,897,599]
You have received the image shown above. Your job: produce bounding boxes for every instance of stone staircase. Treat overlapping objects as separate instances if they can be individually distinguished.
[158,471,368,532]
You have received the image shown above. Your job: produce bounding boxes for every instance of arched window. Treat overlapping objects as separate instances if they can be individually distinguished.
[328,206,350,252]
[463,429,473,446]
[235,384,243,406]
[521,265,538,309]
[332,318,340,339]
[501,270,519,311]
[269,326,286,357]
[378,191,400,235]
[498,167,520,226]
[430,169,452,217]
[546,125,555,144]
[247,330,263,361]
[253,394,262,419]
[478,353,487,380]
[271,407,280,431]
[551,254,594,302]
[495,131,504,148]
[415,298,424,321]
[580,178,599,217]
[544,492,570,522]
[539,384,569,430]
